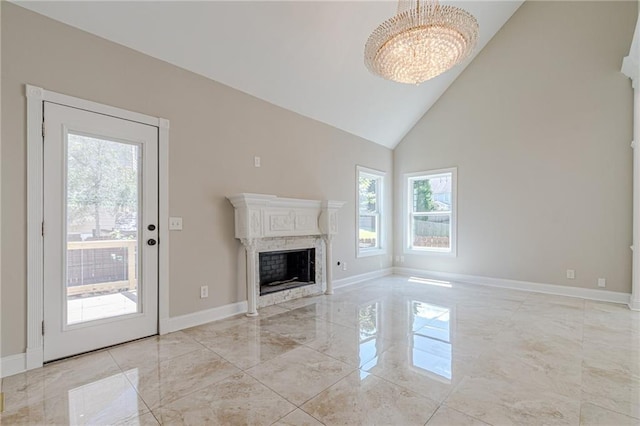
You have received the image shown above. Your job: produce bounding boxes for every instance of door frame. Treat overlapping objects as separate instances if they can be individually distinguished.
[26,84,170,370]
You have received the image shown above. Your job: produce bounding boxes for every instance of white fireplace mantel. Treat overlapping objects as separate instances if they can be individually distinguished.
[227,193,344,240]
[227,193,345,315]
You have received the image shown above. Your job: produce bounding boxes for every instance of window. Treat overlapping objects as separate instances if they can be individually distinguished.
[357,166,385,256]
[406,168,457,255]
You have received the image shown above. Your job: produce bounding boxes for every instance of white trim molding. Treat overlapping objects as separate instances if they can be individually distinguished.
[26,85,45,370]
[158,118,171,333]
[333,268,393,290]
[621,10,639,88]
[1,353,27,379]
[356,165,387,258]
[623,13,640,310]
[26,84,171,371]
[622,56,638,89]
[161,301,248,333]
[394,268,631,305]
[403,167,458,257]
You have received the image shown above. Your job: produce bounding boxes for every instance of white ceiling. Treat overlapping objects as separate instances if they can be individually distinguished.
[14,1,523,149]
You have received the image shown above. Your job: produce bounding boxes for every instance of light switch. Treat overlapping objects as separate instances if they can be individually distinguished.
[169,217,183,231]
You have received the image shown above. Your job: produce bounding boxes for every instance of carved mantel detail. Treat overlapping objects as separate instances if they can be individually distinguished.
[228,193,345,316]
[228,194,344,240]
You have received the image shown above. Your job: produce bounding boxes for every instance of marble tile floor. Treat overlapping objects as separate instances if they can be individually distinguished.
[2,275,639,425]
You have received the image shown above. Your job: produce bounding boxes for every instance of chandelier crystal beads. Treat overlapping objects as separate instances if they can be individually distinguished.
[365,0,479,85]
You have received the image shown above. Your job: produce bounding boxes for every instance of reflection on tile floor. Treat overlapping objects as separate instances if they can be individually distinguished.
[2,275,639,425]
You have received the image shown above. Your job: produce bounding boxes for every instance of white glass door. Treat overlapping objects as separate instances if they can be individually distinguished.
[43,102,158,362]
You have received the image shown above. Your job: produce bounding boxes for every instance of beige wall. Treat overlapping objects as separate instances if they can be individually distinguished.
[1,3,393,357]
[394,1,637,293]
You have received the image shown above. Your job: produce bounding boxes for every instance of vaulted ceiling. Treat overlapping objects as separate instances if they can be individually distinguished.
[14,1,524,148]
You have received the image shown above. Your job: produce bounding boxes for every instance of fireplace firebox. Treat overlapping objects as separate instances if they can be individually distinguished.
[259,248,315,295]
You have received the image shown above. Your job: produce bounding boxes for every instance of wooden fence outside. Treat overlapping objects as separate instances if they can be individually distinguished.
[66,239,137,297]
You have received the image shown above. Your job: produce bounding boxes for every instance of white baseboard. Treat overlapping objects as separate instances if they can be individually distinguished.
[629,297,640,311]
[160,301,248,334]
[2,301,247,377]
[333,268,393,290]
[163,269,394,332]
[1,353,26,378]
[394,267,631,305]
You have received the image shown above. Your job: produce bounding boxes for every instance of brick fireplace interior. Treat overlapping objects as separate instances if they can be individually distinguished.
[259,248,316,296]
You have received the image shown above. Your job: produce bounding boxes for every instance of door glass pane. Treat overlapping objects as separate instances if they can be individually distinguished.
[66,133,141,325]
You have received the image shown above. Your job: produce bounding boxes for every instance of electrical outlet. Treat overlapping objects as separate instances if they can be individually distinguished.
[342,262,348,271]
[169,217,183,231]
[598,278,606,288]
[566,269,575,279]
[254,156,261,167]
[200,285,209,298]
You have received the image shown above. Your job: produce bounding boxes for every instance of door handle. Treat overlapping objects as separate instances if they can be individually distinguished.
[147,239,157,246]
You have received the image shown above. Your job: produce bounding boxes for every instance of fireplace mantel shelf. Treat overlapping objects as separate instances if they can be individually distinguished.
[227,193,345,240]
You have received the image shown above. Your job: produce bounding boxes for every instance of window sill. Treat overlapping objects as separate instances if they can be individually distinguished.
[357,248,387,258]
[404,247,457,257]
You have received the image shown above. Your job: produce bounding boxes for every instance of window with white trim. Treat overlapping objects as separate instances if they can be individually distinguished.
[357,166,385,256]
[406,168,457,255]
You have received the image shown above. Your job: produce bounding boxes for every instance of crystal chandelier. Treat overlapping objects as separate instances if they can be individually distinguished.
[364,0,479,85]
